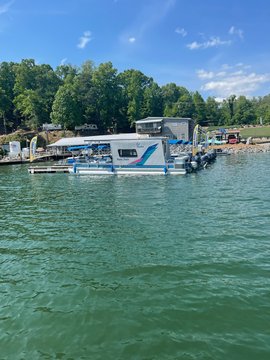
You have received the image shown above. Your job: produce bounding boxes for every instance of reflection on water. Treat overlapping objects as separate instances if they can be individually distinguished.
[0,155,270,359]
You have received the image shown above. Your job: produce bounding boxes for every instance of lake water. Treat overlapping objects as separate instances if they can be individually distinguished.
[1,153,270,359]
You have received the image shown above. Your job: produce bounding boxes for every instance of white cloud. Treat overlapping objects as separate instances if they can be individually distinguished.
[175,27,187,37]
[216,71,227,77]
[236,62,251,69]
[187,37,231,50]
[77,31,92,49]
[60,58,67,65]
[128,37,136,43]
[0,0,13,15]
[221,64,232,70]
[197,69,215,79]
[229,26,244,39]
[197,64,270,98]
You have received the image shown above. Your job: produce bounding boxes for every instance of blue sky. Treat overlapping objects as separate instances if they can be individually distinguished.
[1,0,270,99]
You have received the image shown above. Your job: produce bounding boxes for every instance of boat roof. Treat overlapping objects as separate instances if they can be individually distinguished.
[136,118,163,124]
[136,117,192,124]
[47,133,149,147]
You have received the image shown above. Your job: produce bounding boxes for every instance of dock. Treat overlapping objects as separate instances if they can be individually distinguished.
[28,165,71,174]
[0,159,29,166]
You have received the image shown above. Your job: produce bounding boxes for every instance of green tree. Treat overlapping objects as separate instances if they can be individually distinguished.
[50,83,82,130]
[55,64,79,83]
[192,91,206,125]
[0,62,17,132]
[91,62,121,132]
[205,97,220,126]
[253,95,270,124]
[172,92,194,118]
[219,100,231,125]
[118,69,151,127]
[162,84,189,116]
[74,61,97,125]
[162,83,180,116]
[227,95,237,123]
[13,90,44,130]
[13,60,60,129]
[232,96,256,125]
[141,81,163,118]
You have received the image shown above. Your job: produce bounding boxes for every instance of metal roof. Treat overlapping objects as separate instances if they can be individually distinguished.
[136,117,193,124]
[47,133,148,147]
[136,118,163,124]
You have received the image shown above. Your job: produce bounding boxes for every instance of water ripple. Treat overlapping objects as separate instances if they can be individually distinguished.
[0,157,270,359]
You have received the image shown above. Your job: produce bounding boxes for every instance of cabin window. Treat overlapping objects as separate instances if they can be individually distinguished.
[118,149,137,157]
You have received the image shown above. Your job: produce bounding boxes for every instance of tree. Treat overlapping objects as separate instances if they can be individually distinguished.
[253,95,270,124]
[161,84,189,116]
[50,83,82,130]
[172,92,194,118]
[141,81,163,118]
[192,91,206,125]
[13,90,44,130]
[90,62,121,132]
[0,88,9,133]
[219,100,231,125]
[118,69,151,127]
[227,95,237,123]
[13,60,61,129]
[55,64,79,83]
[0,62,17,132]
[232,96,256,125]
[74,60,97,125]
[205,97,220,126]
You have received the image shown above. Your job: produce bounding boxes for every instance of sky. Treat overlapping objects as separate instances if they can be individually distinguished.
[1,0,270,100]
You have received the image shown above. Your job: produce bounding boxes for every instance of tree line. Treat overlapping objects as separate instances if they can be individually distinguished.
[1,59,270,134]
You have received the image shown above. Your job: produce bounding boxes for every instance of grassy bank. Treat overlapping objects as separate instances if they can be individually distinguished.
[239,126,270,138]
[207,125,270,138]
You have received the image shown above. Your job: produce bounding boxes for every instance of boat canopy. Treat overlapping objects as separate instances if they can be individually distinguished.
[96,144,109,150]
[67,145,92,151]
[168,139,191,145]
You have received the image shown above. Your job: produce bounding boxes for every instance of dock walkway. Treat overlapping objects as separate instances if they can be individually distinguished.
[28,165,71,174]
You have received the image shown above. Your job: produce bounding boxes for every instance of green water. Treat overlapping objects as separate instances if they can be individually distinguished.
[0,154,270,359]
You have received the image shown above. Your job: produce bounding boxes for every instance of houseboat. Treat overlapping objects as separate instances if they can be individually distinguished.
[69,137,193,176]
[28,125,216,175]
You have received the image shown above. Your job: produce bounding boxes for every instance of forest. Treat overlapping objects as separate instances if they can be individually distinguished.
[1,58,270,135]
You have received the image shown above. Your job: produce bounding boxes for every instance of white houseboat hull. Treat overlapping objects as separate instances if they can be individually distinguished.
[69,164,187,176]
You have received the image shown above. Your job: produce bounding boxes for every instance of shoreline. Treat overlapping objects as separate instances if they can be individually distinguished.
[210,143,270,154]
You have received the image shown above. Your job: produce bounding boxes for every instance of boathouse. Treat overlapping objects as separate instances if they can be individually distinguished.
[135,117,194,141]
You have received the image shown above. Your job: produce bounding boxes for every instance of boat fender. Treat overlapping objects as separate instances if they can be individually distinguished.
[111,165,114,172]
[73,163,77,174]
[164,166,168,175]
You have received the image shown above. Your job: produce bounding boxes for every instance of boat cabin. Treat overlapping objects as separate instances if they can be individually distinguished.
[110,138,170,168]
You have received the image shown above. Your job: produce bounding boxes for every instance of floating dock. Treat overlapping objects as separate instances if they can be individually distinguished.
[28,165,71,174]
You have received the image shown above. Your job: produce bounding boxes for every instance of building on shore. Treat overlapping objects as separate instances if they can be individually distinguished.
[135,117,194,141]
